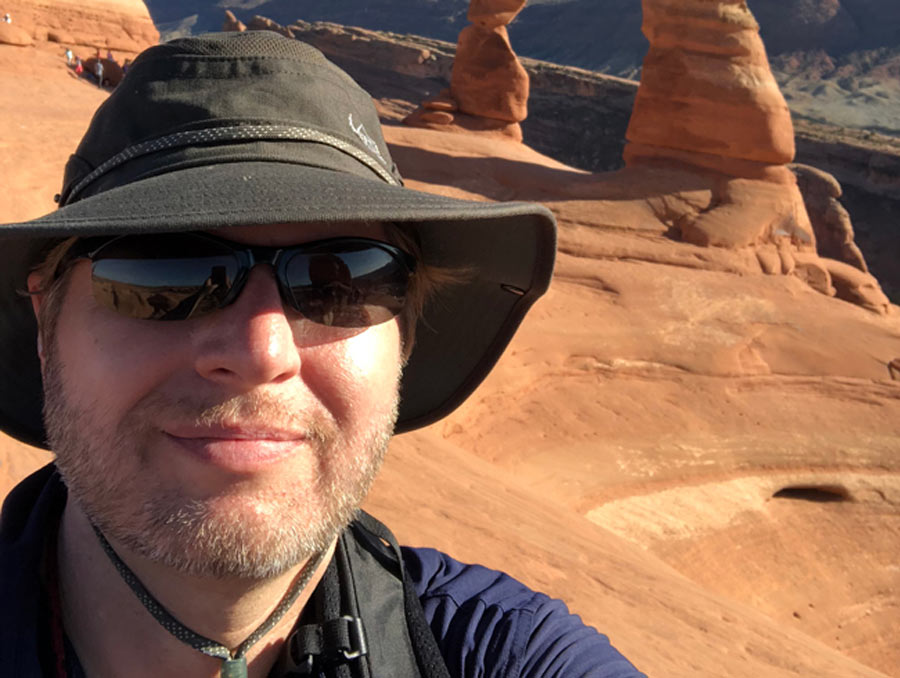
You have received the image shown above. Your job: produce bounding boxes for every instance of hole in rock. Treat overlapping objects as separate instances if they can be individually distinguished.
[772,485,851,503]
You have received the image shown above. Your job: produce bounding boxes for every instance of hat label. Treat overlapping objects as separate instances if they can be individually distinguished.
[349,113,385,165]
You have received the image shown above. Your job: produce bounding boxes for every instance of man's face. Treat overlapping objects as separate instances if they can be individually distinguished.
[35,222,404,580]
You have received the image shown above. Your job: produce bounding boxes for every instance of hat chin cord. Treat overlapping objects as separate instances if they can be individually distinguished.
[90,522,327,678]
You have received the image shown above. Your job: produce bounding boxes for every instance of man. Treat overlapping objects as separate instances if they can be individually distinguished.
[0,32,645,678]
[93,57,104,88]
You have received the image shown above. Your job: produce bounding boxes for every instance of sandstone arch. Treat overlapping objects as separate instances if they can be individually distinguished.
[623,0,889,313]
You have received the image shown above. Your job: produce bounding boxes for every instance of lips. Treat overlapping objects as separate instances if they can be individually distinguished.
[163,425,310,473]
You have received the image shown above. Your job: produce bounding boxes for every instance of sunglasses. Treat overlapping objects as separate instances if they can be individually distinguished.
[61,232,416,327]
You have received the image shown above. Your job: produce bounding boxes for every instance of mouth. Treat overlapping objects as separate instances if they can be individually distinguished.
[163,425,310,473]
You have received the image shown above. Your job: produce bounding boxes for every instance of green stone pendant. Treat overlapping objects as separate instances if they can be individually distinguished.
[221,657,248,678]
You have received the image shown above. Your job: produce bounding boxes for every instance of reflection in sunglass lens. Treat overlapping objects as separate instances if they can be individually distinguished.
[283,244,409,327]
[82,233,412,327]
[90,235,239,320]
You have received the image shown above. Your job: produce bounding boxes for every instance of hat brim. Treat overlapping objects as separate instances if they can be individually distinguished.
[0,161,555,449]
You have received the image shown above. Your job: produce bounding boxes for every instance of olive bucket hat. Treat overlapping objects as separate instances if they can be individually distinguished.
[0,30,556,449]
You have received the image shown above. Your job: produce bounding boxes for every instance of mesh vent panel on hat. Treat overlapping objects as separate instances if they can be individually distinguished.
[161,31,329,63]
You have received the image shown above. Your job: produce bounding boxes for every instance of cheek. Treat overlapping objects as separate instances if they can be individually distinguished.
[301,320,402,425]
[51,272,184,410]
[344,321,402,377]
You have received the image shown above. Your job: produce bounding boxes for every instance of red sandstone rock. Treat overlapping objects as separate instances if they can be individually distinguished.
[247,15,295,39]
[817,257,891,314]
[450,24,528,123]
[404,0,529,139]
[0,0,157,53]
[792,163,869,272]
[0,22,32,46]
[46,29,74,45]
[419,110,455,124]
[619,0,884,313]
[468,0,527,28]
[223,10,246,32]
[423,98,458,112]
[625,0,795,168]
[677,174,814,250]
[402,107,524,141]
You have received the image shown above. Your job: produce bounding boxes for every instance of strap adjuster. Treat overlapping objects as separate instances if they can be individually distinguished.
[339,615,368,660]
[285,615,369,675]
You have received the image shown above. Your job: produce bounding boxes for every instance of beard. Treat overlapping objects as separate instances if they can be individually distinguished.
[41,341,399,581]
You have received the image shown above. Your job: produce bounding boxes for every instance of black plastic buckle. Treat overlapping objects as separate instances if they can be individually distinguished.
[339,615,368,661]
[283,616,368,676]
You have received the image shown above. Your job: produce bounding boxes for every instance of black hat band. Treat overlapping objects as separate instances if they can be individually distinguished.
[61,124,400,207]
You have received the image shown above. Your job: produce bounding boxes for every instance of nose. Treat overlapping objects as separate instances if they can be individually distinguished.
[192,266,301,387]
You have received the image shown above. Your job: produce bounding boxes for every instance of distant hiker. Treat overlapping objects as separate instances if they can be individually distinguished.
[74,56,83,75]
[122,57,131,76]
[2,13,10,23]
[64,48,73,65]
[94,58,104,88]
[107,49,115,63]
[0,31,647,678]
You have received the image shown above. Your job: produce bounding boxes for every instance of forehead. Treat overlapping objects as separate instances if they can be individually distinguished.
[211,221,388,247]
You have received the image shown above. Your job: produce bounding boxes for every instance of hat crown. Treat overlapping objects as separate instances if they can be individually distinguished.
[151,30,331,61]
[60,31,400,206]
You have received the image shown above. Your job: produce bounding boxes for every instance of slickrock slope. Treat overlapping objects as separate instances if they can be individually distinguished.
[381,123,900,676]
[0,45,109,224]
[1,22,898,678]
[0,0,157,52]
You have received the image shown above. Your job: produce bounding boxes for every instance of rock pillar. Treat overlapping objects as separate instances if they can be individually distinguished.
[624,0,813,247]
[404,0,529,140]
[626,0,796,172]
[622,0,889,314]
[223,10,247,32]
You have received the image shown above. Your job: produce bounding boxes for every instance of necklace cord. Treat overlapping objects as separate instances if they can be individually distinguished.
[90,522,327,675]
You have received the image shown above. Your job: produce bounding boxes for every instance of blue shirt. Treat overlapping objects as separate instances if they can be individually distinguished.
[0,465,645,677]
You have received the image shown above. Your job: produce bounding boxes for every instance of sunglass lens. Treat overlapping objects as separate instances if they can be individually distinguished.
[282,243,410,327]
[90,234,240,320]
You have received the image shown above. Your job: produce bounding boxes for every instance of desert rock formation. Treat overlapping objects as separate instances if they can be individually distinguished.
[0,22,33,46]
[247,17,900,303]
[622,0,890,315]
[625,0,795,170]
[404,0,529,140]
[246,15,299,40]
[222,10,246,33]
[0,0,157,53]
[792,163,868,272]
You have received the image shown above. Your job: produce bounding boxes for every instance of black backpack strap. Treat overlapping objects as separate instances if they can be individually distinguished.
[274,513,450,678]
[352,513,452,678]
[275,545,371,678]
